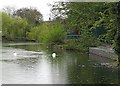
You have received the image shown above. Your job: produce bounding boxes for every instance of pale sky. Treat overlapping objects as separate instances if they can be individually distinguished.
[0,0,67,21]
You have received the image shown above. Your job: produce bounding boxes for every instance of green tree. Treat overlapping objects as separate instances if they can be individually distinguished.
[27,26,41,41]
[2,12,30,41]
[39,22,66,45]
[50,2,119,52]
[2,12,12,39]
[16,8,43,25]
[27,22,66,44]
[50,2,68,20]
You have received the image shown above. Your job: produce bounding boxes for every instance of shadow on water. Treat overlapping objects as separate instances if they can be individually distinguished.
[1,43,119,84]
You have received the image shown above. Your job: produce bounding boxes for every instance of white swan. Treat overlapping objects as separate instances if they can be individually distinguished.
[13,52,17,56]
[52,53,56,58]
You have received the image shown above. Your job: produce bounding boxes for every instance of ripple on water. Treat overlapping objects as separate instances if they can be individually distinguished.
[1,47,44,61]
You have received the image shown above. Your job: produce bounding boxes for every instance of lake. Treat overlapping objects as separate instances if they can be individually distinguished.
[0,43,119,84]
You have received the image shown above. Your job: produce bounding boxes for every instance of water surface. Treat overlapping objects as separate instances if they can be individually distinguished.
[1,43,118,84]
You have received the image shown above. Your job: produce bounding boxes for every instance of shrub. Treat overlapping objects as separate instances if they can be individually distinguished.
[39,22,66,45]
[80,30,99,47]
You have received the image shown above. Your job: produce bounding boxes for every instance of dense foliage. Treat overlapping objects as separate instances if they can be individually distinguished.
[2,12,30,41]
[28,22,66,44]
[51,2,118,44]
[16,8,43,25]
[51,2,120,64]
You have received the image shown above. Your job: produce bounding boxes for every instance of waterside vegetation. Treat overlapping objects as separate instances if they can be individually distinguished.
[1,2,120,59]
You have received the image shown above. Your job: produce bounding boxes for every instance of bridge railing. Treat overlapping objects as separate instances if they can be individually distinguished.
[65,35,80,39]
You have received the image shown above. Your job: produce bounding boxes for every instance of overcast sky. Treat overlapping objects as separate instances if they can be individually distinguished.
[0,0,67,21]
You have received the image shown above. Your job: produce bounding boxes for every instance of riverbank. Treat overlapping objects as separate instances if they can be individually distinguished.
[2,41,118,61]
[89,46,118,61]
[51,44,118,62]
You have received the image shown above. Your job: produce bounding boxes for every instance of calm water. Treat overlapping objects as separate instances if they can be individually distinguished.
[1,43,119,84]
